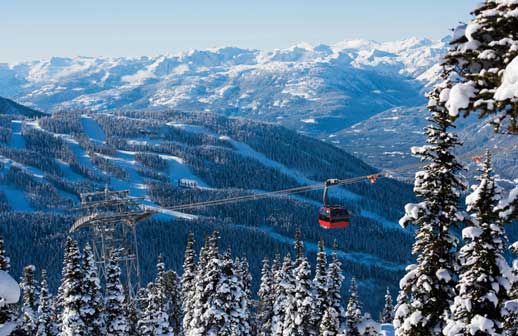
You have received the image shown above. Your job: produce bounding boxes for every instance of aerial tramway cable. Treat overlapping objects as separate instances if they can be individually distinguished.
[160,146,518,212]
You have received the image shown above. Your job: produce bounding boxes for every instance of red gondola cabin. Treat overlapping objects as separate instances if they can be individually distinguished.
[318,206,350,229]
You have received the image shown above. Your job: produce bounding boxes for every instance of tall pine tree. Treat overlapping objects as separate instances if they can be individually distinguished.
[444,153,513,336]
[288,256,314,336]
[235,257,252,336]
[189,231,223,335]
[380,288,394,324]
[320,306,340,336]
[294,227,304,267]
[311,238,328,334]
[326,241,344,330]
[345,278,362,336]
[163,270,182,336]
[151,256,172,336]
[19,265,38,335]
[503,242,518,336]
[104,253,129,336]
[256,256,274,336]
[181,232,196,334]
[272,254,294,336]
[59,237,87,336]
[394,82,464,336]
[81,244,105,336]
[36,270,53,336]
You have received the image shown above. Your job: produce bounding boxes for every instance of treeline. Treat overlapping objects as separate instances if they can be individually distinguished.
[0,229,395,336]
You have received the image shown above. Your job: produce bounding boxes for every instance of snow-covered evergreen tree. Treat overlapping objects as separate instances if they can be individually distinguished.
[235,257,252,336]
[358,313,379,336]
[272,254,294,336]
[188,231,223,335]
[380,288,394,324]
[395,82,464,336]
[444,153,513,336]
[443,0,518,133]
[294,227,304,267]
[151,256,172,336]
[311,238,328,334]
[293,256,315,335]
[320,306,340,336]
[36,270,53,336]
[163,270,182,336]
[19,264,38,335]
[0,234,10,272]
[210,250,251,336]
[256,256,274,336]
[503,242,518,336]
[81,244,105,336]
[345,278,362,336]
[0,266,20,335]
[124,296,138,336]
[104,254,129,336]
[59,237,87,336]
[0,234,15,334]
[326,241,344,329]
[271,253,281,297]
[181,232,196,334]
[137,284,154,336]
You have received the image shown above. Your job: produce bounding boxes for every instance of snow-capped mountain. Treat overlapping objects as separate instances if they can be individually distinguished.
[0,37,446,135]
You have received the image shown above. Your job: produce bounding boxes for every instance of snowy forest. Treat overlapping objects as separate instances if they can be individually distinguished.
[1,0,518,336]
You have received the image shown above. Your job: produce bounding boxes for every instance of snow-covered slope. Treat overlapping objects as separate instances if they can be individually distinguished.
[0,37,446,135]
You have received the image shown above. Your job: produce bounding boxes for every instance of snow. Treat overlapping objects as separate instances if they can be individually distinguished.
[462,226,483,239]
[495,56,518,101]
[166,122,218,137]
[497,185,518,220]
[8,120,26,149]
[0,323,16,336]
[399,202,426,227]
[0,37,447,122]
[407,311,422,327]
[1,185,32,211]
[436,268,452,282]
[80,115,106,143]
[379,323,395,336]
[446,81,477,117]
[452,24,467,42]
[301,118,317,124]
[468,315,495,335]
[0,270,20,306]
[222,136,362,201]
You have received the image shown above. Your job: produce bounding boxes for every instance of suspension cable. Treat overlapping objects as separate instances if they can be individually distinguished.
[159,145,518,212]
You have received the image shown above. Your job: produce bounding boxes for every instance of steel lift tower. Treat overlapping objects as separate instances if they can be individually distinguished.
[70,187,155,300]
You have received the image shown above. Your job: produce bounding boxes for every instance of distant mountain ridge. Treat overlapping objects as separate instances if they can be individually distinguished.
[0,37,446,135]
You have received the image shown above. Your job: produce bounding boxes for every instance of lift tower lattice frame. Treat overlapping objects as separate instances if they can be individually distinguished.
[70,187,155,300]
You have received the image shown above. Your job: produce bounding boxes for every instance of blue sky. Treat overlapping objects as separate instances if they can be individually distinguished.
[1,0,479,62]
